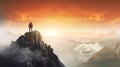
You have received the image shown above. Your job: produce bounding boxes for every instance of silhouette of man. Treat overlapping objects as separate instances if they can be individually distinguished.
[29,22,33,32]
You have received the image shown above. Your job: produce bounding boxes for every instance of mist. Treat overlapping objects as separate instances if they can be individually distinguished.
[1,29,120,67]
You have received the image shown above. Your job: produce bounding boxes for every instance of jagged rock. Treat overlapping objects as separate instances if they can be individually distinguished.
[0,30,65,67]
[16,30,42,50]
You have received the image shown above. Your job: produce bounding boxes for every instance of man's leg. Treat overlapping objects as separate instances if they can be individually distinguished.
[29,27,30,32]
[30,27,32,32]
[31,27,32,32]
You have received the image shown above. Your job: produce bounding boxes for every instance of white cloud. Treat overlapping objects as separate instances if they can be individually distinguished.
[75,42,102,63]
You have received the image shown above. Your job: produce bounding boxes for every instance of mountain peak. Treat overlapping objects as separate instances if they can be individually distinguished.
[16,30,46,50]
[3,30,65,67]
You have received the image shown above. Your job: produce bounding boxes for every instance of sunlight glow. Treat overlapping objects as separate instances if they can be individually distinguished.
[43,29,59,37]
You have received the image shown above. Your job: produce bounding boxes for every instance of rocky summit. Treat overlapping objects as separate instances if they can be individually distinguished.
[0,30,65,67]
[17,30,46,50]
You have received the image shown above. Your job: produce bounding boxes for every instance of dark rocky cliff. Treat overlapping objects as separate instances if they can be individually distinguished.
[0,30,65,67]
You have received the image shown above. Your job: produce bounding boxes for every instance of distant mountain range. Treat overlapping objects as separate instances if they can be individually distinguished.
[82,39,120,67]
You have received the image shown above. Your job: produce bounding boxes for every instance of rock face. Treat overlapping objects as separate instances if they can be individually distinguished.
[0,30,65,67]
[17,30,45,50]
[82,46,120,67]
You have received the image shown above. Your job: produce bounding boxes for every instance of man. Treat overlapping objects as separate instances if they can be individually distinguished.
[29,22,33,32]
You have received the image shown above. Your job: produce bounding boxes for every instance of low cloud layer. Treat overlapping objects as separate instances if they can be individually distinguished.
[0,42,44,67]
[74,42,102,63]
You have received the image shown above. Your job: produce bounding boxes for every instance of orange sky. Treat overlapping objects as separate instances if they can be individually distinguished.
[0,0,120,33]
